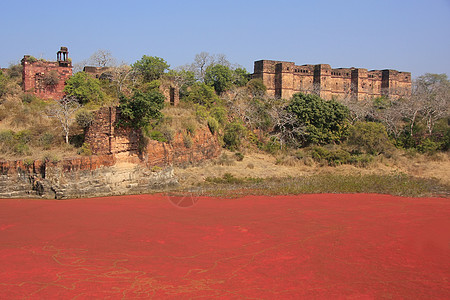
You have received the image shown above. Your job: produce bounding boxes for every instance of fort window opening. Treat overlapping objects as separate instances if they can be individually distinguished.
[169,87,175,106]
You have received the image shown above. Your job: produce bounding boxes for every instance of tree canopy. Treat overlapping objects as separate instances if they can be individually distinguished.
[132,55,169,82]
[204,64,233,95]
[118,90,165,129]
[186,82,220,107]
[64,72,105,105]
[287,93,350,145]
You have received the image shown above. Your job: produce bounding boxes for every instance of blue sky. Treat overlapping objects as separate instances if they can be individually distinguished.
[1,0,449,77]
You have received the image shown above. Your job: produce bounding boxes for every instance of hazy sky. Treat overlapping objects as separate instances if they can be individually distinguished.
[1,0,449,77]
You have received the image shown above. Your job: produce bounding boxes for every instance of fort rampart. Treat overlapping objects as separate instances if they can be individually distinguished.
[253,60,411,100]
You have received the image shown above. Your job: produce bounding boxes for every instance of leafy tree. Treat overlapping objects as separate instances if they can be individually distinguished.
[64,72,105,105]
[287,93,350,145]
[7,64,23,79]
[204,64,233,94]
[223,121,246,150]
[347,122,392,155]
[186,82,219,107]
[118,90,165,129]
[233,68,250,87]
[132,55,169,82]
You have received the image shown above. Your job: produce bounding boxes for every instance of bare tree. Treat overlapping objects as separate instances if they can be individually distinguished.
[88,49,117,68]
[269,103,306,147]
[335,83,373,124]
[397,96,421,137]
[192,52,213,80]
[413,74,450,134]
[188,52,233,81]
[47,96,80,144]
[110,64,134,93]
[370,100,404,139]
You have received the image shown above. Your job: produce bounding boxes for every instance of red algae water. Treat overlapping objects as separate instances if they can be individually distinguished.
[0,194,449,299]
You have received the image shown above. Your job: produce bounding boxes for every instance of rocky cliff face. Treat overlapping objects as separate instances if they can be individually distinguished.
[0,156,176,199]
[0,120,221,199]
[1,106,221,199]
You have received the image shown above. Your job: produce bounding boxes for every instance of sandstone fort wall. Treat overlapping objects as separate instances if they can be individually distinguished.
[253,60,411,100]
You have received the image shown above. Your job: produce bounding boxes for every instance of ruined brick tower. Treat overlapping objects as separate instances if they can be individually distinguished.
[253,60,411,100]
[22,47,73,100]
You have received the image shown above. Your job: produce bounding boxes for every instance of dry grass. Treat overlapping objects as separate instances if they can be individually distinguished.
[173,150,450,195]
[161,105,204,134]
[0,96,79,161]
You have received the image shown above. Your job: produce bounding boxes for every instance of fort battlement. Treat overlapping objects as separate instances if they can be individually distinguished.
[253,60,411,100]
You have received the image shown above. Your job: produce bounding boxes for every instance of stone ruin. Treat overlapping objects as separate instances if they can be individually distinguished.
[21,47,73,100]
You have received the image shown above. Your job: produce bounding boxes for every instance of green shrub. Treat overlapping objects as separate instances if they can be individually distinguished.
[143,80,161,92]
[417,138,440,154]
[42,153,60,163]
[327,148,351,166]
[347,122,393,155]
[210,106,227,125]
[348,154,373,167]
[77,143,92,156]
[69,133,84,148]
[246,79,267,97]
[262,137,281,154]
[204,64,233,95]
[206,173,243,184]
[148,130,167,142]
[0,130,14,144]
[21,93,39,104]
[235,152,244,161]
[195,104,209,121]
[24,158,34,168]
[186,82,219,107]
[223,121,246,151]
[311,146,352,166]
[207,116,219,135]
[151,166,162,172]
[38,132,55,150]
[184,121,196,136]
[14,143,30,155]
[311,146,330,162]
[15,130,32,144]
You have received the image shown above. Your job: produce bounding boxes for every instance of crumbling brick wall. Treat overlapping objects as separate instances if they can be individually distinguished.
[21,47,72,100]
[84,107,219,165]
[84,107,140,155]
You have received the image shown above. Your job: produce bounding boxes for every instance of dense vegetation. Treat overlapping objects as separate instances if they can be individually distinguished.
[0,50,449,174]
